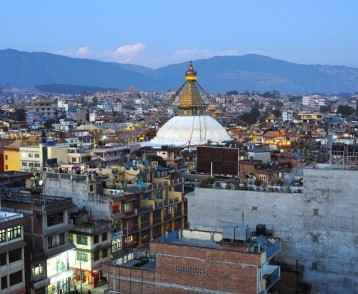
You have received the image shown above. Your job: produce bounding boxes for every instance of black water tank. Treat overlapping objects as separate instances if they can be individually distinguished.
[256,224,266,236]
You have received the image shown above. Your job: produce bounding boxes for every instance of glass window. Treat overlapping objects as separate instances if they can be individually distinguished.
[76,235,88,245]
[9,270,22,286]
[76,251,88,262]
[102,232,108,241]
[1,276,7,289]
[112,239,122,253]
[8,248,22,263]
[0,253,6,265]
[0,230,6,243]
[32,264,44,279]
[7,225,22,241]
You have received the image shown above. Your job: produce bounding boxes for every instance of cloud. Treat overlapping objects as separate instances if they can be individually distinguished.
[109,43,145,63]
[76,46,91,58]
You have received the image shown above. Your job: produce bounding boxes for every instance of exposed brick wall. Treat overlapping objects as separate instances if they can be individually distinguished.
[105,242,261,294]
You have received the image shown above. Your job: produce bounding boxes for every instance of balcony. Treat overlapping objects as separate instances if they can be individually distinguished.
[112,209,138,219]
[262,264,280,291]
[254,235,281,260]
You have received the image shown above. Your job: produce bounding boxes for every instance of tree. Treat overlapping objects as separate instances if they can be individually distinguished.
[337,105,355,117]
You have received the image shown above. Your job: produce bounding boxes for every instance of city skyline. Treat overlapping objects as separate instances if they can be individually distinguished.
[1,0,357,68]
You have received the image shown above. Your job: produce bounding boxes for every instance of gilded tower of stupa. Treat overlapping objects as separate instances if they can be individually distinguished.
[177,62,206,116]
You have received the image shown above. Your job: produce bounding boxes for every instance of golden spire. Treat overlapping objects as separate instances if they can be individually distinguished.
[178,62,205,115]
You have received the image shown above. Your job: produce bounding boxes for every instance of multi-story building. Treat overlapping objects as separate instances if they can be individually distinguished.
[42,160,187,274]
[70,212,112,288]
[104,229,281,294]
[0,210,26,294]
[92,145,129,166]
[1,193,74,294]
[26,99,58,126]
[19,144,47,172]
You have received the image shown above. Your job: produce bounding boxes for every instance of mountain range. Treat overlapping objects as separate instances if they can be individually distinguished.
[1,48,358,94]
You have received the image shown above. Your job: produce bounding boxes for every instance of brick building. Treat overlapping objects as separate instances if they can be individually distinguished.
[104,229,281,294]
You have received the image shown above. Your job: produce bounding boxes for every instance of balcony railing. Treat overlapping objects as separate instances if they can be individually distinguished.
[262,264,280,291]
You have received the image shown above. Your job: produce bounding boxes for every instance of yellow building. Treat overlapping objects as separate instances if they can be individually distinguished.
[4,143,21,171]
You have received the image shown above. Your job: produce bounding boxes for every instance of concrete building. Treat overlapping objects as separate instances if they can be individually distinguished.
[70,212,112,288]
[104,229,281,294]
[1,193,74,294]
[47,143,70,165]
[0,210,26,294]
[188,167,358,294]
[19,144,47,172]
[26,99,58,126]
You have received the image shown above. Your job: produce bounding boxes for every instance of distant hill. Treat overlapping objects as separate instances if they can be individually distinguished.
[0,49,158,90]
[1,49,358,94]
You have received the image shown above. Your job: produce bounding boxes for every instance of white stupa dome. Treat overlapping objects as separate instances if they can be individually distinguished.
[148,62,232,147]
[150,115,231,146]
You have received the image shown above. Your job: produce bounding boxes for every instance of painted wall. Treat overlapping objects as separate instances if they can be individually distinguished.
[4,149,21,171]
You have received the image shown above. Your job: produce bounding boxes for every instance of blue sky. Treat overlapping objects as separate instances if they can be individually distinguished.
[1,0,357,68]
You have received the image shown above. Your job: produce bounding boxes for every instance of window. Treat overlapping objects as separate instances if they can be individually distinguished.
[9,271,22,286]
[93,250,99,261]
[47,212,64,227]
[123,203,132,213]
[313,208,319,216]
[59,233,65,245]
[76,235,88,246]
[311,262,318,271]
[0,229,6,243]
[0,253,6,265]
[8,248,22,263]
[94,235,99,244]
[28,153,33,158]
[7,225,22,241]
[34,154,40,158]
[76,251,88,262]
[48,234,65,249]
[102,249,108,258]
[4,155,8,160]
[5,165,8,170]
[32,264,44,279]
[102,232,108,242]
[112,239,122,253]
[1,276,7,289]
